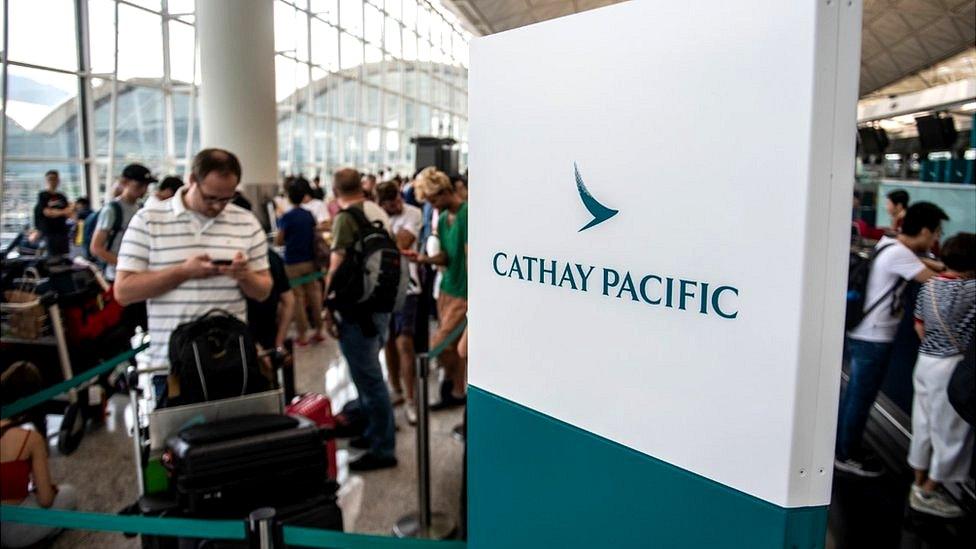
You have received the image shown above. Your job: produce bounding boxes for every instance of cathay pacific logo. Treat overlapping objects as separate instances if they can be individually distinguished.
[574,163,618,232]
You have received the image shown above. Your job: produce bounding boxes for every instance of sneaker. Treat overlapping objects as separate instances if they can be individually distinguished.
[430,393,466,411]
[405,403,417,425]
[834,457,884,478]
[389,389,405,406]
[909,486,964,519]
[349,436,371,450]
[349,453,397,471]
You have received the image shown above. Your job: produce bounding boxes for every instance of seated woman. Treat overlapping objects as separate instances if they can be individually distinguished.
[1,362,77,548]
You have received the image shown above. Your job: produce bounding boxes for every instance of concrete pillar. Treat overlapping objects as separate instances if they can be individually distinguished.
[195,0,278,227]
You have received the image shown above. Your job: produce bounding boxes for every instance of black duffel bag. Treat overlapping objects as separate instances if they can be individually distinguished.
[168,310,268,405]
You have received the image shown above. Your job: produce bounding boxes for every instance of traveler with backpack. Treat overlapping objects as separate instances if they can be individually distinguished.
[324,167,399,471]
[906,233,975,518]
[114,149,272,402]
[90,164,153,281]
[836,202,948,477]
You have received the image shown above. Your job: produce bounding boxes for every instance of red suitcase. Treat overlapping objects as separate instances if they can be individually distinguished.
[286,393,338,480]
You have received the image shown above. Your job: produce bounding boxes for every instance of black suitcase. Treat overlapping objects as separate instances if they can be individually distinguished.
[165,414,330,516]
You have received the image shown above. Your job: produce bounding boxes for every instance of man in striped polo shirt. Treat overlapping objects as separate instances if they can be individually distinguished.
[114,149,272,399]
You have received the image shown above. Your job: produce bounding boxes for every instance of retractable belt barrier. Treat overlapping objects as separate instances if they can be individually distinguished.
[2,266,322,418]
[1,277,470,546]
[428,319,466,361]
[0,507,466,548]
[0,341,150,420]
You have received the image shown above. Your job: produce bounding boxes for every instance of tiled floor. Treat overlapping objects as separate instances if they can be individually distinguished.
[42,334,464,548]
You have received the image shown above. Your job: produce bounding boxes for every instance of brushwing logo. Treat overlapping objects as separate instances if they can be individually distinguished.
[574,162,618,232]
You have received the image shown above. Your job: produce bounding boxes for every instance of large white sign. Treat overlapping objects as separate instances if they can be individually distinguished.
[469,0,862,508]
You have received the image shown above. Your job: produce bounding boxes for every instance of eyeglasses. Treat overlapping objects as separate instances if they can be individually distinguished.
[198,188,235,206]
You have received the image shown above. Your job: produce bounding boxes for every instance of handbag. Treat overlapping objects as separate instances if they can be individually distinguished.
[2,268,46,340]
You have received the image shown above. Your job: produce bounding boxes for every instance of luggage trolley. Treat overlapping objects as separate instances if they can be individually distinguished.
[124,367,287,502]
[123,358,343,546]
[0,286,107,455]
[0,269,130,454]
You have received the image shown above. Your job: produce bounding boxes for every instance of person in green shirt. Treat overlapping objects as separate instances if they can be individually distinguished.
[408,167,468,409]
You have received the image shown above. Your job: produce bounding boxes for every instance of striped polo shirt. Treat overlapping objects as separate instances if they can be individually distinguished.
[116,188,269,370]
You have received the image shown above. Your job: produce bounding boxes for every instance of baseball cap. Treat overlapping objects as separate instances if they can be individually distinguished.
[122,164,158,184]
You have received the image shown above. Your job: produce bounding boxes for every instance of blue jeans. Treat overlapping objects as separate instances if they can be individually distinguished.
[836,338,893,460]
[338,312,395,459]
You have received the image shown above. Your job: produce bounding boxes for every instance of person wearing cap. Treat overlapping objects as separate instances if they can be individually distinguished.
[90,164,154,281]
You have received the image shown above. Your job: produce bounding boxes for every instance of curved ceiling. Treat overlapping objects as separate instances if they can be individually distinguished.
[444,0,976,97]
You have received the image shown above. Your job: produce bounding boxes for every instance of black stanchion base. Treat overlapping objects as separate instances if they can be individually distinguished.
[393,512,456,540]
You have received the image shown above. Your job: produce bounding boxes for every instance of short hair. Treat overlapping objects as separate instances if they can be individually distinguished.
[1,361,43,406]
[887,190,909,208]
[287,183,307,205]
[376,181,400,203]
[75,196,90,207]
[333,168,363,197]
[192,148,242,184]
[941,233,976,273]
[363,174,378,183]
[159,176,184,194]
[413,167,453,201]
[901,202,948,237]
[45,170,59,178]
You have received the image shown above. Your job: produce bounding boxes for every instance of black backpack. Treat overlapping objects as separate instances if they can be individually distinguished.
[325,206,408,318]
[83,201,122,264]
[845,243,903,330]
[168,310,268,405]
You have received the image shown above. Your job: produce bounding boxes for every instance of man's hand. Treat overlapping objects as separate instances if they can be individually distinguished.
[217,251,249,280]
[181,254,217,280]
[323,310,339,339]
[401,249,420,262]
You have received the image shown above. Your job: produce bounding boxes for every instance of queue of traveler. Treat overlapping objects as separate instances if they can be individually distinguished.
[5,150,470,501]
[841,190,975,520]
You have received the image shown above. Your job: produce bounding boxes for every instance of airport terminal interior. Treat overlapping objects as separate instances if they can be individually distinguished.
[0,0,975,548]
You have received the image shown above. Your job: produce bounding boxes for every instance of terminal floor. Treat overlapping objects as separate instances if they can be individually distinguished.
[827,464,974,549]
[44,336,464,548]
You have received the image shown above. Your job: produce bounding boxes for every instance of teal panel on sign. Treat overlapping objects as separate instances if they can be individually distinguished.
[468,386,827,549]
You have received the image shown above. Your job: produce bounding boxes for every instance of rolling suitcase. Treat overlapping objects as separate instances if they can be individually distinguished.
[286,393,338,480]
[164,414,330,516]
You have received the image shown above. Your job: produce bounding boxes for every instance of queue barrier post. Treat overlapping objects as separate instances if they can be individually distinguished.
[393,351,456,540]
[248,507,282,549]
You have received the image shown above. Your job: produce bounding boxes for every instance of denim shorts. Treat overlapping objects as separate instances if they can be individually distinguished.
[392,294,419,337]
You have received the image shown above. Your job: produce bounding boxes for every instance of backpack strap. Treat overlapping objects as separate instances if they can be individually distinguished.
[340,205,383,231]
[929,284,964,354]
[104,201,124,250]
[860,243,902,316]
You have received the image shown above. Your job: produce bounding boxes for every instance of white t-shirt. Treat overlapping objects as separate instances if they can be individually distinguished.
[362,200,391,233]
[848,236,925,343]
[301,199,330,224]
[390,204,423,295]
